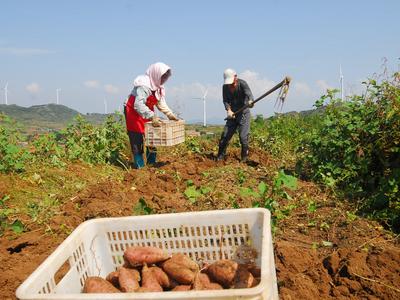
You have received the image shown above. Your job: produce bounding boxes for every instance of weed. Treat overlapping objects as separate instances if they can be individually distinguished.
[134,197,153,215]
[0,195,20,235]
[237,169,246,185]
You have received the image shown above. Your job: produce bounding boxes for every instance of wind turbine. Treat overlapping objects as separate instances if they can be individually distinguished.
[104,97,108,114]
[3,82,8,105]
[193,88,208,127]
[340,65,344,100]
[56,88,61,104]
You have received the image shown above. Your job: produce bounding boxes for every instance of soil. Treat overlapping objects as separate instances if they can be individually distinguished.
[1,150,399,299]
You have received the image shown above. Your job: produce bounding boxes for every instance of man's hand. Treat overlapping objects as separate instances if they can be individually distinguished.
[227,109,235,119]
[152,116,161,127]
[166,112,179,121]
[248,100,255,108]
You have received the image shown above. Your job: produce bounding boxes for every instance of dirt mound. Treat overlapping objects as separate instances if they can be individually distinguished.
[277,240,400,299]
[1,151,399,299]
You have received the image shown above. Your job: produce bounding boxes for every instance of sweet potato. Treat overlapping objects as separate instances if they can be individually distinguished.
[239,263,261,277]
[118,267,140,292]
[105,271,119,288]
[233,265,255,288]
[124,246,169,267]
[193,272,223,290]
[83,276,120,293]
[205,259,238,288]
[137,287,161,292]
[162,253,199,285]
[172,285,192,291]
[149,266,171,288]
[141,263,163,292]
[193,273,210,290]
[207,282,224,290]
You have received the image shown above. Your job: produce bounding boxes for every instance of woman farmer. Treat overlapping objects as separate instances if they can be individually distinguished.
[124,62,179,168]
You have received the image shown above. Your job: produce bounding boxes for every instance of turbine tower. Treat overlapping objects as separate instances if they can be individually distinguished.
[193,88,208,127]
[3,82,8,105]
[340,65,344,100]
[104,97,108,114]
[56,88,61,104]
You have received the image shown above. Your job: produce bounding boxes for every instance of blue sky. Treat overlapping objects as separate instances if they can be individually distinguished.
[1,0,399,123]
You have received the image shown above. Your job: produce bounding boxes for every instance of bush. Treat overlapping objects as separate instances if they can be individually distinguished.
[62,114,127,164]
[251,113,321,164]
[0,114,31,173]
[31,133,66,167]
[300,74,400,229]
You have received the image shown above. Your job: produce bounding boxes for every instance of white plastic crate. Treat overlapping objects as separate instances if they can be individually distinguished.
[144,120,185,147]
[16,208,278,300]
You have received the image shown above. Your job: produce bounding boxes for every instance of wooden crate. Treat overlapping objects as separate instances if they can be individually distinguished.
[145,120,185,146]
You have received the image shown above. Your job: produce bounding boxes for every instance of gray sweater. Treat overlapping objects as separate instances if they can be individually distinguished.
[223,78,254,113]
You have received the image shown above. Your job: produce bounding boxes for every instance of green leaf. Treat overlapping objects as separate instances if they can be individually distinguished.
[258,182,267,195]
[200,186,211,195]
[275,170,297,190]
[240,187,259,198]
[184,186,201,203]
[134,198,152,215]
[11,220,24,234]
[0,195,10,206]
[308,201,317,213]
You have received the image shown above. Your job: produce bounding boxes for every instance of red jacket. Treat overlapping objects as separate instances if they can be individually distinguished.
[124,92,158,133]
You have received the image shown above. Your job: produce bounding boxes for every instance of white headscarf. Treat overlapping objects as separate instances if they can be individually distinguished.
[133,62,171,101]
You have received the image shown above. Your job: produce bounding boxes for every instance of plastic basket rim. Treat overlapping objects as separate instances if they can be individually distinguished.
[16,208,272,299]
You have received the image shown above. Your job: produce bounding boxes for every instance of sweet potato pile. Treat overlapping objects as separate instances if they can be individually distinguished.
[83,246,260,293]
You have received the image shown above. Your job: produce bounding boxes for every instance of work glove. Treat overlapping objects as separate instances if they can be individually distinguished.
[151,116,161,127]
[248,100,255,108]
[166,112,179,121]
[227,109,235,119]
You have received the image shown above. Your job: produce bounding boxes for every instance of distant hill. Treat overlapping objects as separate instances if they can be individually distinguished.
[0,104,112,134]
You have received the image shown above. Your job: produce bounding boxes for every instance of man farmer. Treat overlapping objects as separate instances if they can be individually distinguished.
[216,68,254,162]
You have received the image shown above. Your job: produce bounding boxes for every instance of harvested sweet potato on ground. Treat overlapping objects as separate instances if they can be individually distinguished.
[205,259,238,288]
[83,276,120,293]
[172,285,192,291]
[162,253,199,285]
[233,265,255,288]
[141,263,163,292]
[124,246,169,267]
[149,266,171,289]
[119,267,140,292]
[105,271,119,288]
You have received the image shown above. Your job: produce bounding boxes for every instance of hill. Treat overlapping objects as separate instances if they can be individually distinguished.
[0,104,111,134]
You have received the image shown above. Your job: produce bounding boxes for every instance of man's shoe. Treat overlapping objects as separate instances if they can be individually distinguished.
[216,154,225,161]
[241,147,249,163]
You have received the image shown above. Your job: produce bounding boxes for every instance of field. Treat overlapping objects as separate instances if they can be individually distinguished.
[1,75,399,299]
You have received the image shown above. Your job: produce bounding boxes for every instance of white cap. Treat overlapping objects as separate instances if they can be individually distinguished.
[223,68,237,85]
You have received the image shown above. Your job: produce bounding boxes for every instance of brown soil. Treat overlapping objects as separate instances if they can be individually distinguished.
[1,151,399,299]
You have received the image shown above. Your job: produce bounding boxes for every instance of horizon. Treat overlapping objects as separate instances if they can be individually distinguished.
[1,0,399,122]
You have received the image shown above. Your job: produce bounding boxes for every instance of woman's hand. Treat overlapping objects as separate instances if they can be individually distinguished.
[152,116,162,127]
[166,113,179,121]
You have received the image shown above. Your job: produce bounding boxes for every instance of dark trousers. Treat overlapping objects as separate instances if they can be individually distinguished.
[218,112,250,157]
[127,131,156,158]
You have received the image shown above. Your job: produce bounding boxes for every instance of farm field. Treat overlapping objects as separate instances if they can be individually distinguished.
[1,137,399,299]
[1,75,399,299]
